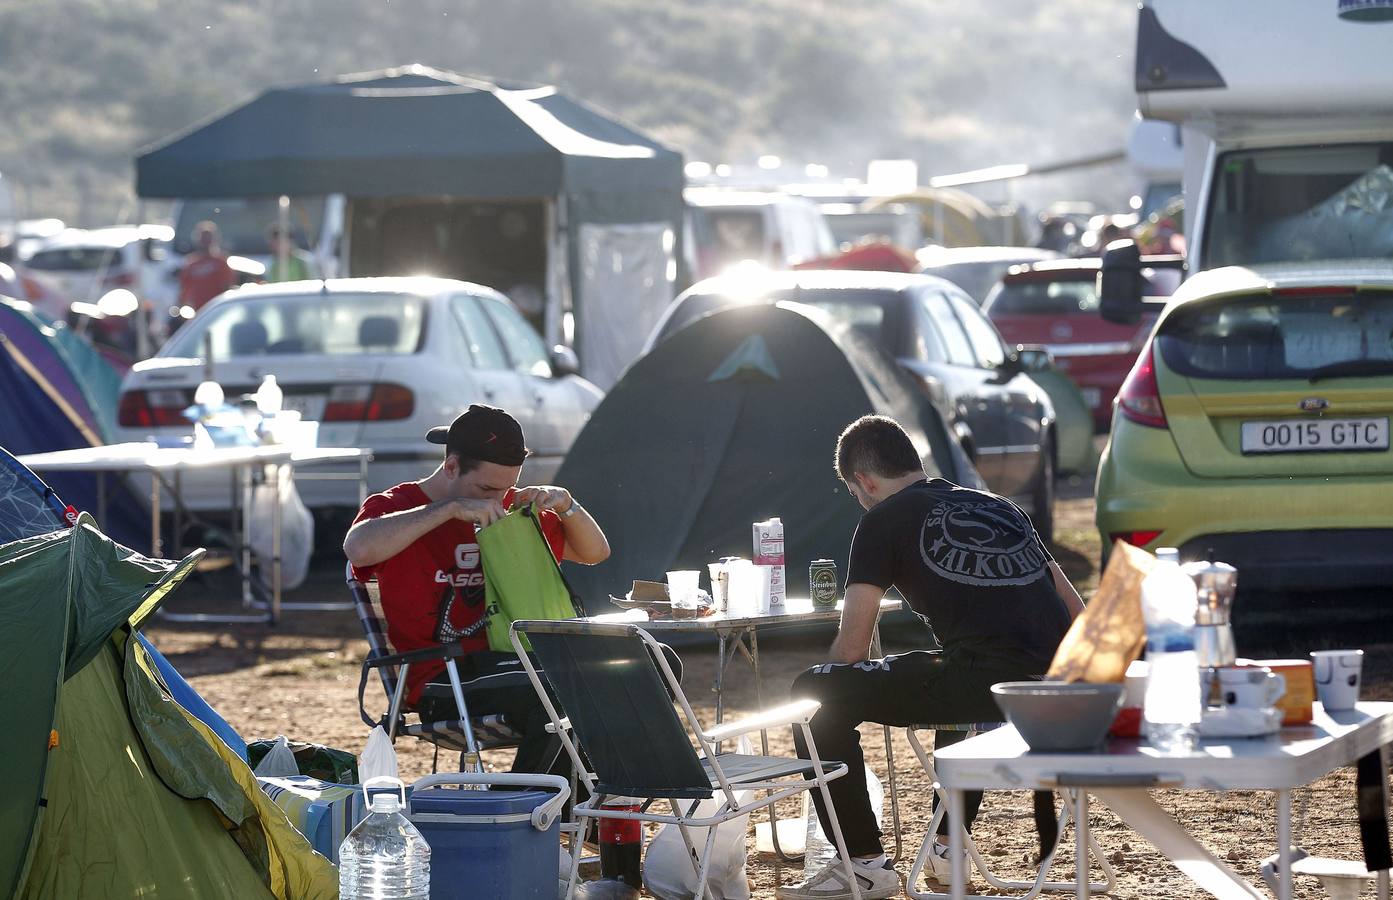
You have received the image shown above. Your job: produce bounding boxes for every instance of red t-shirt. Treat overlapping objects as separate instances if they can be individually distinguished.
[178,252,237,310]
[350,482,566,705]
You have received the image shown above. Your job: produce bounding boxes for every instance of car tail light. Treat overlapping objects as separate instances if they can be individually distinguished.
[323,383,415,421]
[117,389,188,428]
[1115,340,1167,428]
[1109,530,1163,549]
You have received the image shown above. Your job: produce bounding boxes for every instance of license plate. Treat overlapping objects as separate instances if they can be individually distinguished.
[282,394,326,421]
[1240,417,1389,454]
[1080,387,1102,409]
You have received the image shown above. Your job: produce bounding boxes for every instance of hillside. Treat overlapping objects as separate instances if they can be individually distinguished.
[0,0,1139,225]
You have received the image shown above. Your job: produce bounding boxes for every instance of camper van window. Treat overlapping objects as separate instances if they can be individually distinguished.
[448,295,509,370]
[168,292,425,358]
[1205,143,1393,268]
[174,197,326,256]
[480,294,551,377]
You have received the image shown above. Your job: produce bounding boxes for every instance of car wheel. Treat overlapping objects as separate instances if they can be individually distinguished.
[1030,433,1055,544]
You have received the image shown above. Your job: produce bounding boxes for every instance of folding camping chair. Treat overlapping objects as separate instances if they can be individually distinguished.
[347,562,523,772]
[511,618,866,900]
[901,723,1116,899]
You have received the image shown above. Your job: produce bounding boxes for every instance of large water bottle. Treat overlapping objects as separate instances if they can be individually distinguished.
[1141,547,1201,754]
[339,788,431,899]
[803,765,884,876]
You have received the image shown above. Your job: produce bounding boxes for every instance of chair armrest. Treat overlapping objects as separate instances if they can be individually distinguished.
[367,641,468,669]
[703,699,822,744]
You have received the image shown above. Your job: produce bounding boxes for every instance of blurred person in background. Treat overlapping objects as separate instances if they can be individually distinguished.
[177,221,237,312]
[265,222,318,283]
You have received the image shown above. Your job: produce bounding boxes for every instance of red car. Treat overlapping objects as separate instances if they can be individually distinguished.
[984,257,1182,432]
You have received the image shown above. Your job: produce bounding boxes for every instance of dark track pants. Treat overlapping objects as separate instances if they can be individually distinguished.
[791,650,1038,857]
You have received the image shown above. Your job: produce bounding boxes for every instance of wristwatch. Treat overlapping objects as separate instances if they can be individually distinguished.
[560,499,580,518]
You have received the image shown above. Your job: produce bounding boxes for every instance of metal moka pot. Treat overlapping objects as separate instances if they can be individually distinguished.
[1184,558,1238,669]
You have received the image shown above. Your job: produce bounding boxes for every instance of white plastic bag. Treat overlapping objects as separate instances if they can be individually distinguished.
[253,734,300,777]
[359,725,400,784]
[248,463,314,590]
[643,736,754,899]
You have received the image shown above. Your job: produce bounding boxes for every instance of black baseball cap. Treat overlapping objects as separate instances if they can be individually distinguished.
[426,405,530,466]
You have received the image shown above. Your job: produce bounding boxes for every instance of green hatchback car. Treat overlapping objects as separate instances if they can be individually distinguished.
[1096,262,1393,590]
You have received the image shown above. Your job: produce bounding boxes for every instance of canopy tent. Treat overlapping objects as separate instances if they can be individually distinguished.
[136,65,686,388]
[1,517,336,900]
[555,302,981,613]
[0,300,148,551]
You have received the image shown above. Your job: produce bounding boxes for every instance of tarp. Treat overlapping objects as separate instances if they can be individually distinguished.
[0,516,336,900]
[556,302,981,612]
[136,65,683,200]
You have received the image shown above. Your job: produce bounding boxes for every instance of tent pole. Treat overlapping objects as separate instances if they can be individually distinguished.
[135,198,151,360]
[277,196,290,282]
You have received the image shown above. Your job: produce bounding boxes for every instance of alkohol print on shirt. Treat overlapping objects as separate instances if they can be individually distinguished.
[919,496,1049,587]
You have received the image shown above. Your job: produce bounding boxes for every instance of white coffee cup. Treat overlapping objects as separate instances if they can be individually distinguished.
[1217,666,1286,710]
[1311,649,1363,711]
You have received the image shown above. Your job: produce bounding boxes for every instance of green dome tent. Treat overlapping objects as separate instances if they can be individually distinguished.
[555,302,982,612]
[1,518,336,900]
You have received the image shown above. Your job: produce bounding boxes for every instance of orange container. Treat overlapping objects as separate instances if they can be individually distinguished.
[1251,659,1315,724]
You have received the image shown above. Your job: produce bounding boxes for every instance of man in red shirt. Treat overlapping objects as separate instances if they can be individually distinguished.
[177,221,238,313]
[344,404,618,774]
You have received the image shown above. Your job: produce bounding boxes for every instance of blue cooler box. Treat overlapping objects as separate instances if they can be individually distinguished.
[408,773,569,900]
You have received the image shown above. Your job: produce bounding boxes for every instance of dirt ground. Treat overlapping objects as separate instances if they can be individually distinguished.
[145,469,1393,899]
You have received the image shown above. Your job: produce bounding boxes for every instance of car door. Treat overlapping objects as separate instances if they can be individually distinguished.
[917,289,1006,487]
[475,292,580,481]
[948,290,1043,496]
[446,293,528,419]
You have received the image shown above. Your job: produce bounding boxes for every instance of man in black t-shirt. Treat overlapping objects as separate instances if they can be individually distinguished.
[777,415,1084,900]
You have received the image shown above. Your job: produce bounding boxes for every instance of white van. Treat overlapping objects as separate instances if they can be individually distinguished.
[683,188,837,281]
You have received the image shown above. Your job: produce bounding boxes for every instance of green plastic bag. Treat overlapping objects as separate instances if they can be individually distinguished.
[477,507,584,652]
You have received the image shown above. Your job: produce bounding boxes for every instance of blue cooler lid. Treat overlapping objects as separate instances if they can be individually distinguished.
[410,787,553,817]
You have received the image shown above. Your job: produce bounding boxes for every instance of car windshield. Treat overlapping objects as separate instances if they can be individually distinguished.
[165,292,427,359]
[173,196,326,256]
[25,245,120,271]
[1157,291,1393,380]
[923,261,1021,305]
[987,269,1177,315]
[663,288,894,350]
[1204,143,1393,267]
[689,207,766,271]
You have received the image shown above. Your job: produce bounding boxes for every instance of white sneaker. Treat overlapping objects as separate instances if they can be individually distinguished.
[927,839,968,882]
[776,857,900,900]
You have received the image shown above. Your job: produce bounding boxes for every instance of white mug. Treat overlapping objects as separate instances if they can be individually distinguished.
[1217,666,1286,710]
[1311,649,1363,711]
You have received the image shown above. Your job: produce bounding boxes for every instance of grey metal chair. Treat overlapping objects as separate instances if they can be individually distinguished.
[511,618,866,900]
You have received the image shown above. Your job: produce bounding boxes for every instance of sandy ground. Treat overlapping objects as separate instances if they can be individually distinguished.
[145,470,1393,899]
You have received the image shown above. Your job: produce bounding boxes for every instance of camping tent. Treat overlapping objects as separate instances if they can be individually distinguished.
[554,302,981,612]
[1,517,336,899]
[0,448,68,544]
[136,64,686,389]
[0,299,148,551]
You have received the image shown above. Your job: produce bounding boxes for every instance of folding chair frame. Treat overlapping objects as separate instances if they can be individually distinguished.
[903,725,1117,899]
[347,561,523,772]
[511,618,868,900]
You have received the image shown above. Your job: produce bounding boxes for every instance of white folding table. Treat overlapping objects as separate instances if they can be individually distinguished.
[934,702,1393,900]
[19,442,371,622]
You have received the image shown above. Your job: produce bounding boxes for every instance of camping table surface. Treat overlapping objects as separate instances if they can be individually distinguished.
[18,443,371,623]
[933,701,1393,900]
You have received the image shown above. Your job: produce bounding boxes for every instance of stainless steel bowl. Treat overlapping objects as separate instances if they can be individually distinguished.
[991,681,1125,752]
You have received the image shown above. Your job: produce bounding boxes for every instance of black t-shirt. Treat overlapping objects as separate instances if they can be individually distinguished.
[847,478,1071,672]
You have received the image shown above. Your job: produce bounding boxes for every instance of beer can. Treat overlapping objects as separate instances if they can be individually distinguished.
[810,559,838,610]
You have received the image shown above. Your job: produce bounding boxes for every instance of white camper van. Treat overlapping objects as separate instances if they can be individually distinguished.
[1132,0,1393,274]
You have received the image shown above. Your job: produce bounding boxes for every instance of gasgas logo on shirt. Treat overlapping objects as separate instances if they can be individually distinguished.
[434,543,484,588]
[919,498,1048,587]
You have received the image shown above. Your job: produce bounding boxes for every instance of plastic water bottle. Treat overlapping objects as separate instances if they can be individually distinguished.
[254,374,283,416]
[339,791,431,899]
[803,765,883,877]
[1141,548,1201,753]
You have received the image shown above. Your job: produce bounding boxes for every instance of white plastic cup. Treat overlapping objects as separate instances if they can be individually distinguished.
[666,570,701,610]
[1311,649,1364,711]
[725,559,758,615]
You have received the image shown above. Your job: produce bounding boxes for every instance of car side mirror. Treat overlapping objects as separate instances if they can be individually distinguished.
[1098,239,1145,326]
[549,345,580,378]
[1014,344,1055,372]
